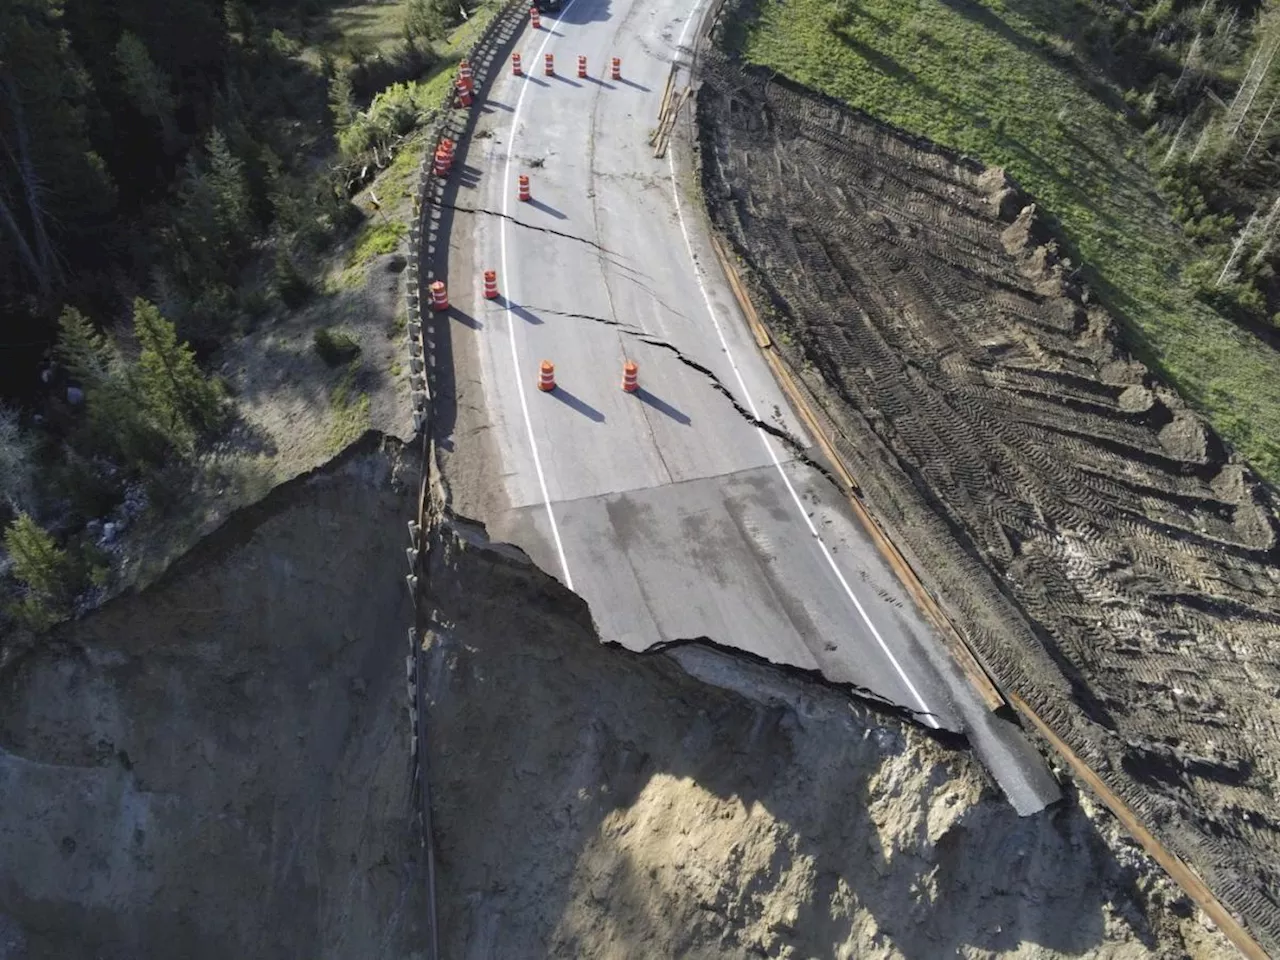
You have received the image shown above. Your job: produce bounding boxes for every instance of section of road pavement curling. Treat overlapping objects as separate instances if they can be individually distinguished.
[696,50,1280,955]
[427,0,1059,814]
[420,519,1239,960]
[0,442,427,959]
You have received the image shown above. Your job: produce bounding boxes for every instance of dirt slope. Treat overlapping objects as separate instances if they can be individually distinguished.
[421,519,1236,959]
[695,51,1280,953]
[0,441,427,959]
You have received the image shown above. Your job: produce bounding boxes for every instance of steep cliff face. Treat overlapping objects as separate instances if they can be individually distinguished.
[0,446,430,960]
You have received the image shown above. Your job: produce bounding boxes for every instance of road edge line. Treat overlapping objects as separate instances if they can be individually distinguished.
[705,231,1007,713]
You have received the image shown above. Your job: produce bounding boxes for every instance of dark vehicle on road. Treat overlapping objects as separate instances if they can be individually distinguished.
[535,0,561,11]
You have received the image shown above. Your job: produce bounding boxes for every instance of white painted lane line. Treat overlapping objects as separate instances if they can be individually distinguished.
[665,5,939,727]
[499,4,580,591]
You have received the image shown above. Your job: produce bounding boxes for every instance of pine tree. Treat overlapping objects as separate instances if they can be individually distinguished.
[205,128,251,251]
[114,31,179,152]
[55,306,116,387]
[132,298,223,448]
[5,512,72,607]
[329,70,356,134]
[56,307,167,466]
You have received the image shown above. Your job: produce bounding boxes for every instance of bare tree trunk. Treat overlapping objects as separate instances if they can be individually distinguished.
[0,74,61,298]
[1244,93,1279,160]
[1217,211,1260,287]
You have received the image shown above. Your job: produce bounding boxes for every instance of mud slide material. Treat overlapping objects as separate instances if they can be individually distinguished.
[695,52,1280,956]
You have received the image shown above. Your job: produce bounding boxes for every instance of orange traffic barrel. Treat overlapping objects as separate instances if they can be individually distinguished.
[512,52,523,75]
[457,82,473,107]
[483,270,499,299]
[530,6,540,27]
[430,281,449,312]
[538,360,556,392]
[577,55,587,78]
[544,53,555,76]
[458,60,473,91]
[621,361,638,393]
[611,57,621,81]
[518,174,531,202]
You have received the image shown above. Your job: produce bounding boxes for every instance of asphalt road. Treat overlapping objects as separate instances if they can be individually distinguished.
[454,0,1060,813]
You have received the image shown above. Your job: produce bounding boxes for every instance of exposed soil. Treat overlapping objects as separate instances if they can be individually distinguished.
[695,50,1280,954]
[0,442,429,959]
[420,515,1237,959]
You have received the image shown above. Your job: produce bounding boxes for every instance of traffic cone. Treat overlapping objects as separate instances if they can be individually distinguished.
[544,53,555,76]
[577,55,587,79]
[621,361,638,393]
[538,360,556,392]
[458,60,474,91]
[512,53,523,76]
[611,57,621,81]
[518,175,531,202]
[530,6,540,28]
[430,281,449,312]
[457,82,472,108]
[483,270,499,299]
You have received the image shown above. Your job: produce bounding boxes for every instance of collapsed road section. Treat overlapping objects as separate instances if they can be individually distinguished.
[695,46,1280,955]
[424,0,1059,813]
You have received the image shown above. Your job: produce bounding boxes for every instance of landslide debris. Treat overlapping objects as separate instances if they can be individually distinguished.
[695,51,1280,953]
[420,520,1237,959]
[0,441,428,959]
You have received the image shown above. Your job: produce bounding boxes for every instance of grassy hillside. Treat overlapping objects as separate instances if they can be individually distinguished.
[738,0,1280,483]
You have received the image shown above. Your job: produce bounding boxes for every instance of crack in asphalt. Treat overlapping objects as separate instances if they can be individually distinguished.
[522,304,841,487]
[430,199,624,258]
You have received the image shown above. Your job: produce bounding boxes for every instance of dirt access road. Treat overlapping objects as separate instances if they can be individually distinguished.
[696,48,1280,954]
[431,0,1057,812]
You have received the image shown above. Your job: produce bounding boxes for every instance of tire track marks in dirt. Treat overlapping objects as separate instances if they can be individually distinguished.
[697,55,1280,955]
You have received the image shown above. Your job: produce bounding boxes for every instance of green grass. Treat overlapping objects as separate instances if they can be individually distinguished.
[327,359,372,452]
[348,217,408,265]
[742,0,1280,482]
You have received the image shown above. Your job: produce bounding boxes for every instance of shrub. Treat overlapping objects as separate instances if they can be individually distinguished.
[314,327,362,366]
[274,249,312,308]
[338,81,431,162]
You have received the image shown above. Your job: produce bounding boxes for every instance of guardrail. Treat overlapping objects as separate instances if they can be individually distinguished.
[399,3,532,956]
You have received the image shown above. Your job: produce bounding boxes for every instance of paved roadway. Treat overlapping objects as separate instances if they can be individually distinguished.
[455,0,1060,812]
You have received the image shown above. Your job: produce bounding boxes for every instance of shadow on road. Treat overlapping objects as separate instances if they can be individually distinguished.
[525,198,567,220]
[484,100,515,113]
[497,297,543,325]
[548,386,605,422]
[451,308,482,330]
[634,387,690,425]
[551,73,583,88]
[615,77,650,92]
[583,75,616,90]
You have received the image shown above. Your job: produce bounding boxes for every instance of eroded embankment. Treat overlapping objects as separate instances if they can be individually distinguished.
[418,512,1236,959]
[0,441,427,959]
[694,49,1280,953]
